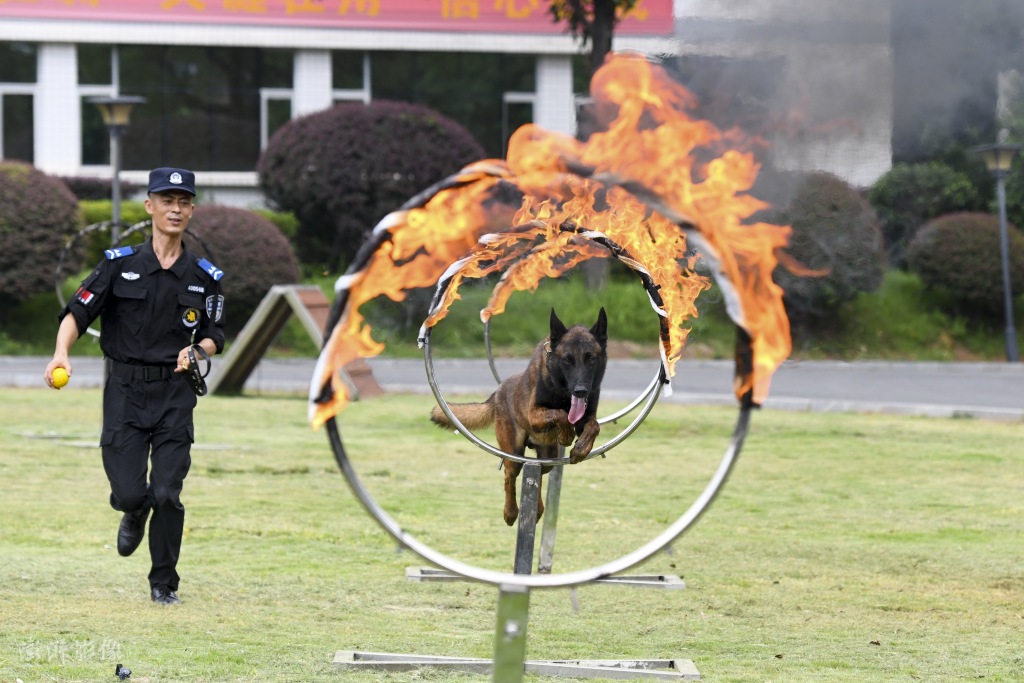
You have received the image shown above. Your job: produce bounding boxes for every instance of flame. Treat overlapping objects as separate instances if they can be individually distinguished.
[310,53,792,429]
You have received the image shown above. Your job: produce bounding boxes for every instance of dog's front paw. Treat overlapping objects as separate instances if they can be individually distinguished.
[503,501,519,526]
[569,443,592,464]
[556,420,576,447]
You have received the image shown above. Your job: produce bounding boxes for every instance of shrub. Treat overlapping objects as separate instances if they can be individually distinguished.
[253,209,300,243]
[868,162,981,268]
[186,205,301,336]
[80,199,150,227]
[257,100,485,271]
[905,211,1024,319]
[0,162,84,310]
[763,171,886,336]
[70,200,153,267]
[73,202,299,270]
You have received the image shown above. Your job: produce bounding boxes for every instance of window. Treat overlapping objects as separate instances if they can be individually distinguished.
[78,44,112,86]
[332,50,365,91]
[86,45,293,172]
[1,93,33,162]
[332,50,370,104]
[502,93,533,157]
[0,42,36,162]
[0,42,36,83]
[260,89,292,149]
[370,51,535,158]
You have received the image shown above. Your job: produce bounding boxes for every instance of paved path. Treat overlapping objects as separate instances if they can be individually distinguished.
[5,356,1024,420]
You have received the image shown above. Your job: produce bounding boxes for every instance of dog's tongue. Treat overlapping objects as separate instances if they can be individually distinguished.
[568,396,587,424]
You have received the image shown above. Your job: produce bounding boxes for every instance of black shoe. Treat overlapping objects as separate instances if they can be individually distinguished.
[117,508,150,557]
[151,586,181,605]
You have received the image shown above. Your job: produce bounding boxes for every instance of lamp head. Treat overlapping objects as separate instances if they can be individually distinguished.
[88,95,147,128]
[970,143,1024,176]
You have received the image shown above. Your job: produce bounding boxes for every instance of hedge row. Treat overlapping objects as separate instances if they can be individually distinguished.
[5,96,1024,341]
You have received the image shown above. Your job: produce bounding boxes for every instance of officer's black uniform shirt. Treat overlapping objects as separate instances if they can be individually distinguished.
[60,240,225,365]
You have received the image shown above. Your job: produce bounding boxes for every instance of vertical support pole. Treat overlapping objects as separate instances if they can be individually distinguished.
[110,127,123,245]
[513,462,542,574]
[492,583,531,683]
[537,447,564,574]
[996,174,1019,362]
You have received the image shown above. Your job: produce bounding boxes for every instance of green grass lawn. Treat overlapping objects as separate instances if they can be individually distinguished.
[1,388,1021,682]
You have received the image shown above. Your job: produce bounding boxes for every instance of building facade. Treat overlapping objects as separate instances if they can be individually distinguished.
[0,0,674,206]
[1,0,895,208]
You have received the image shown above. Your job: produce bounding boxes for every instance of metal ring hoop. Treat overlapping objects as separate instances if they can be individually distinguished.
[317,158,761,589]
[423,226,676,464]
[326,402,749,589]
[424,327,665,465]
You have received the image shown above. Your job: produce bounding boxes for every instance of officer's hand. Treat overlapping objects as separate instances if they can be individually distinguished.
[175,347,191,373]
[44,358,71,390]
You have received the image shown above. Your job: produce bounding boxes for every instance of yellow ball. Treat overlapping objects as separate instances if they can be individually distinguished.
[52,367,69,388]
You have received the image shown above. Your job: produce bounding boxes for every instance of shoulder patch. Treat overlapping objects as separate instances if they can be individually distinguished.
[104,246,134,260]
[196,257,224,281]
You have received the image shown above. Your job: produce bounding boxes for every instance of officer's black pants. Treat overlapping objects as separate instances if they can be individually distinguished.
[101,365,196,591]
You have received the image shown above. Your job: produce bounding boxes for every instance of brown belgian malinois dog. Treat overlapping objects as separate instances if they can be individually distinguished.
[430,308,608,525]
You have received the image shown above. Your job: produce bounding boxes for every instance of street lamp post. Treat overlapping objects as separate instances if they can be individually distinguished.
[971,142,1023,363]
[87,95,146,246]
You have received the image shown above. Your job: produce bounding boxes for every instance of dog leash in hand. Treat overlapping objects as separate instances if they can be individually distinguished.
[185,344,212,396]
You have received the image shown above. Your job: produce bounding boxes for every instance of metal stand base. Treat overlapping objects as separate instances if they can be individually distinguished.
[359,459,698,681]
[407,453,685,589]
[334,650,701,680]
[407,566,686,590]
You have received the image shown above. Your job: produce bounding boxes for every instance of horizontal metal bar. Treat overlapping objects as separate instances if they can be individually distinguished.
[407,567,685,589]
[334,651,700,680]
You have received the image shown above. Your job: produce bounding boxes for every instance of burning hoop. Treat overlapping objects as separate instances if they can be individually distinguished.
[311,52,791,587]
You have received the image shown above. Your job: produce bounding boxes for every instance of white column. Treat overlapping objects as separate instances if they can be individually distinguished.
[534,55,575,136]
[292,49,333,118]
[34,43,81,174]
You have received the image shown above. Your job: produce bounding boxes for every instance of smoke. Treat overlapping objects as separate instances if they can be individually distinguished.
[891,0,1024,161]
[664,0,1024,192]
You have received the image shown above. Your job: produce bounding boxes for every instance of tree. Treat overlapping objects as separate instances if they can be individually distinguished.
[550,0,641,288]
[549,0,640,80]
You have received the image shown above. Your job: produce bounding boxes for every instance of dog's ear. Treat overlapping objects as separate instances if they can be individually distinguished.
[549,308,568,347]
[590,307,608,345]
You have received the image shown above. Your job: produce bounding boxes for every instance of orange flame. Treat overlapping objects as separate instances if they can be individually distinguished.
[310,53,791,428]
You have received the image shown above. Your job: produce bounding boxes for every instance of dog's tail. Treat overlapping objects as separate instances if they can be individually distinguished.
[430,396,496,431]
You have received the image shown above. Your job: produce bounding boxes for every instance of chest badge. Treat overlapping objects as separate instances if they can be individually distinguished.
[122,271,140,281]
[182,307,200,328]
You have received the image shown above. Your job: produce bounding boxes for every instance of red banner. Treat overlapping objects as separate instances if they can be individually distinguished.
[0,0,673,35]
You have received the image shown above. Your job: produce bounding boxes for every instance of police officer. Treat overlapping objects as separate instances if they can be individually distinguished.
[45,167,225,606]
